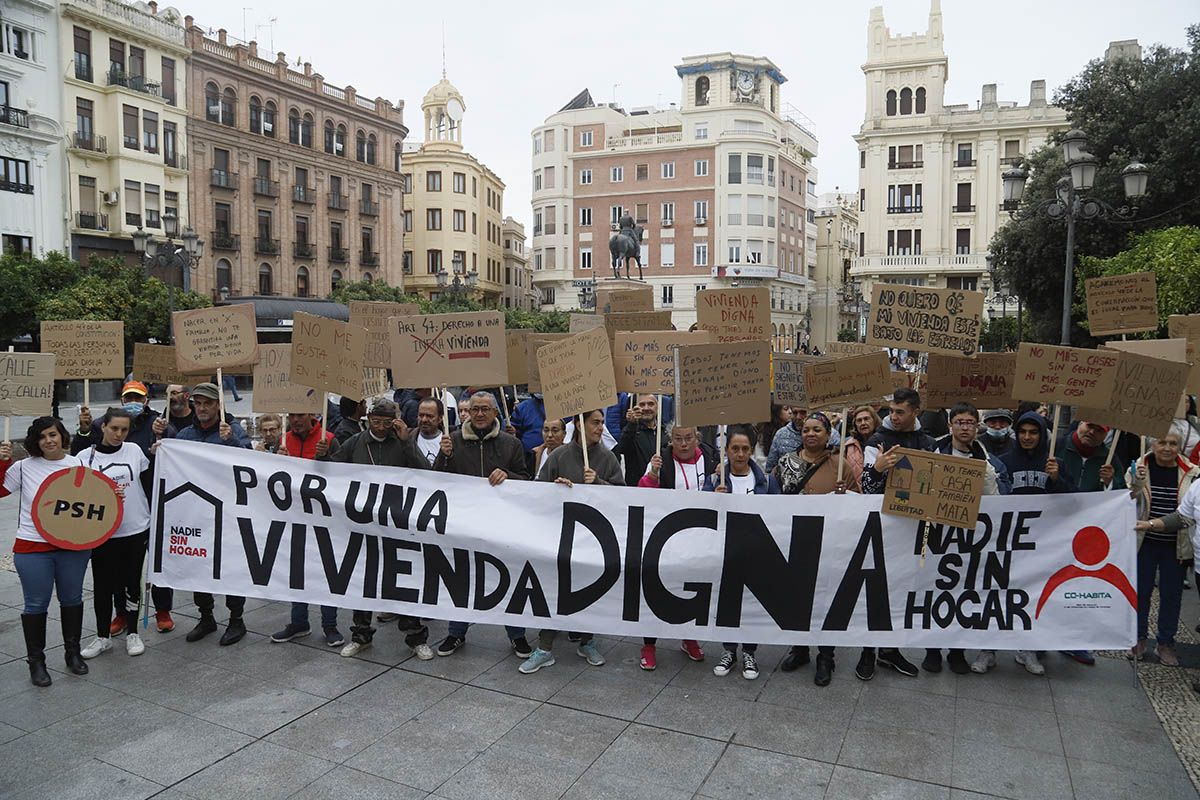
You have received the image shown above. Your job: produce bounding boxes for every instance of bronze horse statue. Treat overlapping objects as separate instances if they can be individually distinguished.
[609,214,644,279]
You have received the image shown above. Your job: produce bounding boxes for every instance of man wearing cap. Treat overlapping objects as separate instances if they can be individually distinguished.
[979,409,1016,459]
[319,398,437,660]
[176,382,252,645]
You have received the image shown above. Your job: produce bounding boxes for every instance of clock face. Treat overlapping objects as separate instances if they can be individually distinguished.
[737,71,755,92]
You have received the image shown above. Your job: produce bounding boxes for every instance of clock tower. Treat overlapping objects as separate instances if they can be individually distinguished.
[676,54,786,115]
[422,77,465,148]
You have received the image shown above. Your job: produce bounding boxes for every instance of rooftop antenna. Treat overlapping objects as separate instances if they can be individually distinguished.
[441,21,446,79]
[241,7,252,42]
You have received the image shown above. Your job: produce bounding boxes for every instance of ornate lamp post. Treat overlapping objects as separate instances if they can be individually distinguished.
[131,223,203,343]
[436,252,478,304]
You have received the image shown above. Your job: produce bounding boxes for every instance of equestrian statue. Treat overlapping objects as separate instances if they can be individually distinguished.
[609,214,644,279]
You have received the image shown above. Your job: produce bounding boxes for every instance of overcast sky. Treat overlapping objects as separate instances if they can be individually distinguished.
[191,0,1195,229]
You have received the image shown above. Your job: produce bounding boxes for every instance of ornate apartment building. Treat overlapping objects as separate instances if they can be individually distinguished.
[531,53,820,346]
[183,20,407,302]
[812,191,860,349]
[851,1,1067,303]
[501,217,534,310]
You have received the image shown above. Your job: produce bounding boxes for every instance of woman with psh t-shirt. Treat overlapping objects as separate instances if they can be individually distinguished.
[0,418,90,686]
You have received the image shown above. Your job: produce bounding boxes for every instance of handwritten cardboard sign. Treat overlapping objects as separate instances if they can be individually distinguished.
[40,320,124,380]
[252,344,323,414]
[923,353,1018,409]
[695,288,770,343]
[604,311,674,345]
[362,368,389,401]
[613,331,712,394]
[802,350,893,410]
[891,371,914,393]
[771,354,824,406]
[1085,272,1158,336]
[30,466,122,550]
[388,311,507,388]
[569,313,606,334]
[1104,338,1188,416]
[1013,343,1120,405]
[1076,350,1191,438]
[0,352,55,416]
[825,342,889,358]
[596,285,654,314]
[1168,315,1200,395]
[866,285,983,357]
[505,330,532,386]
[673,341,771,427]
[131,343,187,386]
[173,304,259,373]
[290,312,368,400]
[525,333,570,392]
[883,448,986,529]
[536,327,618,420]
[349,301,420,367]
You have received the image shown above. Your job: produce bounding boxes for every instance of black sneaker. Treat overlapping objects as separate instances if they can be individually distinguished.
[877,648,919,677]
[185,615,217,643]
[436,635,464,656]
[921,649,942,673]
[511,636,534,659]
[567,632,581,643]
[219,618,247,646]
[855,649,876,681]
[814,654,835,686]
[947,649,971,675]
[780,646,810,672]
[270,624,311,643]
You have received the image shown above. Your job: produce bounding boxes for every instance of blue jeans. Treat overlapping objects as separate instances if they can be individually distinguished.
[290,602,338,630]
[14,549,92,613]
[447,621,525,642]
[1137,538,1185,645]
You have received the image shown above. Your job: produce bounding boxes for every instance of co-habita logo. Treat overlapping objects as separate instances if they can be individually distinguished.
[1035,526,1136,618]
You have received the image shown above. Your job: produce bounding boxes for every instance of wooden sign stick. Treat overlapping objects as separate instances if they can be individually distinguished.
[83,377,90,409]
[1104,430,1121,467]
[718,424,727,490]
[2,346,11,442]
[498,387,510,422]
[655,395,663,454]
[837,407,849,486]
[441,385,451,433]
[1048,404,1062,461]
[216,368,226,422]
[579,413,589,471]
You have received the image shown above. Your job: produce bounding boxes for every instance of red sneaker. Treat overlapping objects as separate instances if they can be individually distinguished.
[681,639,705,661]
[109,615,127,636]
[156,610,175,633]
[639,644,657,671]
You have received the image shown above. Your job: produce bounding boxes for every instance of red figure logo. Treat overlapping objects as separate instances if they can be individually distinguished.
[1035,526,1136,618]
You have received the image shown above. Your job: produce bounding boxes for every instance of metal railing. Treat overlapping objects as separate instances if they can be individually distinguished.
[359,199,379,216]
[327,193,348,211]
[107,69,161,98]
[210,169,237,189]
[293,241,315,258]
[210,231,240,250]
[360,251,379,266]
[953,204,976,212]
[71,132,107,153]
[954,159,976,167]
[293,185,314,204]
[164,151,186,170]
[75,212,108,230]
[889,160,924,169]
[254,237,280,255]
[0,106,29,128]
[328,246,348,263]
[886,205,923,214]
[253,177,279,197]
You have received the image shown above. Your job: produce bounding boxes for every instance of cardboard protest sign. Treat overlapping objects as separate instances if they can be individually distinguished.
[825,342,888,358]
[290,312,368,400]
[1104,338,1189,416]
[0,352,55,416]
[172,304,260,373]
[695,288,770,343]
[891,371,914,393]
[866,285,984,356]
[362,368,389,401]
[31,466,122,550]
[614,331,712,394]
[349,301,420,367]
[525,333,570,393]
[506,330,532,386]
[1085,272,1158,336]
[389,311,507,388]
[252,344,323,414]
[673,341,771,427]
[596,284,654,314]
[1076,350,1191,438]
[536,327,617,420]
[923,353,1018,409]
[604,311,674,345]
[1168,315,1200,395]
[883,448,986,529]
[132,343,188,386]
[1013,343,1119,405]
[39,321,124,380]
[770,354,825,406]
[802,351,893,409]
[569,313,606,334]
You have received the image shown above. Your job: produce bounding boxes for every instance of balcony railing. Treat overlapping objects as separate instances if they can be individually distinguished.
[210,231,240,250]
[75,212,108,231]
[164,151,186,170]
[954,159,976,167]
[71,132,107,153]
[0,106,29,129]
[74,61,92,82]
[254,237,280,255]
[293,185,314,204]
[953,204,976,212]
[361,251,379,266]
[125,212,141,226]
[293,241,315,258]
[253,177,279,197]
[123,135,139,150]
[328,246,348,263]
[107,69,161,98]
[0,180,33,194]
[328,193,348,210]
[888,160,924,169]
[145,211,161,229]
[359,199,379,216]
[999,156,1023,166]
[886,205,923,214]
[210,169,237,189]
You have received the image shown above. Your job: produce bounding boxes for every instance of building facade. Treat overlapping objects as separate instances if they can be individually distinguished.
[531,53,819,346]
[399,78,505,304]
[183,22,407,302]
[1,0,68,257]
[812,191,860,349]
[501,216,534,309]
[60,0,189,265]
[850,1,1068,304]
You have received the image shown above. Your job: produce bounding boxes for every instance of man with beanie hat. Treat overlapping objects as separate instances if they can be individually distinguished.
[979,409,1016,458]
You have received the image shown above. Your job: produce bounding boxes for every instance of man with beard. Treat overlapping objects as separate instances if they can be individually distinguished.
[165,384,195,431]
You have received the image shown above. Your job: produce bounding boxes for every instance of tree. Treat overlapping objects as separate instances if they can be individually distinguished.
[978,312,1025,352]
[1076,226,1200,333]
[327,279,421,306]
[0,252,82,344]
[326,279,570,332]
[990,25,1200,344]
[837,328,859,342]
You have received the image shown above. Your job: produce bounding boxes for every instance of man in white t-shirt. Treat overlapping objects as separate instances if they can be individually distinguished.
[415,398,444,466]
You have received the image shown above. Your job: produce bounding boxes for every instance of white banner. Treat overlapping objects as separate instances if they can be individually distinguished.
[150,441,1137,648]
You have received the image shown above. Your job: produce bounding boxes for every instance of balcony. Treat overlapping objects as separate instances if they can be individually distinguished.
[75,212,108,231]
[123,135,139,150]
[359,199,379,216]
[886,205,923,214]
[0,106,29,129]
[328,193,348,211]
[125,213,141,226]
[70,132,107,154]
[164,152,186,170]
[106,69,161,98]
[210,169,237,190]
[999,156,1023,166]
[144,211,161,229]
[74,62,92,82]
[293,185,315,204]
[361,251,379,266]
[253,177,279,197]
[293,241,315,258]
[888,160,924,169]
[328,246,348,263]
[850,253,989,275]
[953,204,976,213]
[954,159,976,167]
[254,237,280,255]
[210,231,240,250]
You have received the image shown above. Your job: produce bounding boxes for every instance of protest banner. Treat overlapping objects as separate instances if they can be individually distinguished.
[1085,272,1158,336]
[673,341,771,426]
[290,312,368,400]
[151,439,1137,649]
[1012,342,1120,404]
[769,354,824,406]
[525,333,570,392]
[388,311,507,388]
[883,448,987,529]
[349,301,420,367]
[172,304,260,373]
[595,284,654,314]
[536,327,617,420]
[802,351,893,409]
[866,285,984,356]
[695,288,770,343]
[132,343,188,386]
[569,313,606,334]
[252,344,323,414]
[613,331,712,394]
[1168,314,1200,395]
[923,353,1018,409]
[32,466,122,550]
[1076,350,1191,439]
[604,311,674,345]
[0,352,55,417]
[40,320,124,380]
[825,342,888,358]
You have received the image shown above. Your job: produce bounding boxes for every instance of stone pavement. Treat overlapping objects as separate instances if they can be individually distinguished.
[0,494,1197,799]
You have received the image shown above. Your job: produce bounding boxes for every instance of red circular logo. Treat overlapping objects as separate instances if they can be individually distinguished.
[31,467,123,551]
[1072,526,1110,567]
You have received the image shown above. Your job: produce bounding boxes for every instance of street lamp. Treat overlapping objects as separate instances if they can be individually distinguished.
[132,225,204,343]
[1000,130,1148,346]
[435,252,478,304]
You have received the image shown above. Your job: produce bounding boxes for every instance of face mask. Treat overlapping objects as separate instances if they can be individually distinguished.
[123,402,145,416]
[984,425,1011,439]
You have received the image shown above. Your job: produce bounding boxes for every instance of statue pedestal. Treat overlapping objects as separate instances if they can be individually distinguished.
[595,279,654,314]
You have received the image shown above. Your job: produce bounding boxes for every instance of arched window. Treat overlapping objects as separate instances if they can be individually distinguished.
[331,269,343,291]
[324,120,335,153]
[695,75,709,106]
[394,142,403,172]
[288,107,301,144]
[258,263,273,295]
[249,96,262,134]
[366,133,377,165]
[263,101,276,137]
[885,89,897,117]
[335,124,347,156]
[899,87,912,115]
[356,129,367,162]
[915,87,926,114]
[215,258,232,292]
[301,113,313,147]
[362,271,373,283]
[220,87,237,126]
[205,82,220,122]
[296,266,309,298]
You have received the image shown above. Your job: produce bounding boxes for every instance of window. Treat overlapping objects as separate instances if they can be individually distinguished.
[544,129,555,151]
[635,203,648,224]
[160,57,176,104]
[695,75,710,106]
[73,27,92,81]
[403,210,412,232]
[355,129,367,162]
[695,159,709,177]
[334,124,346,155]
[661,202,674,223]
[471,212,476,233]
[660,242,675,267]
[128,46,144,78]
[900,87,913,115]
[727,195,742,225]
[402,251,413,274]
[1002,139,1022,164]
[695,200,708,221]
[220,88,236,126]
[579,207,592,227]
[747,195,764,226]
[579,168,592,185]
[249,96,263,134]
[124,179,141,225]
[889,144,923,169]
[859,232,865,257]
[860,150,866,169]
[426,209,442,230]
[955,183,973,211]
[427,171,442,191]
[532,133,542,155]
[2,235,32,256]
[533,170,542,191]
[728,154,741,184]
[635,164,648,181]
[324,120,335,153]
[886,183,922,213]
[329,221,343,250]
[695,123,708,140]
[580,247,592,270]
[955,228,971,255]
[163,121,178,167]
[75,98,94,143]
[661,161,675,179]
[886,89,897,116]
[580,129,593,147]
[142,110,158,153]
[610,205,624,225]
[859,188,866,212]
[110,38,125,75]
[258,264,272,295]
[610,166,623,182]
[214,202,232,234]
[807,179,817,196]
[144,184,160,228]
[164,191,178,232]
[257,209,273,243]
[0,157,31,193]
[453,209,466,231]
[915,87,927,114]
[747,154,763,184]
[694,243,708,267]
[427,249,442,274]
[472,177,478,196]
[362,227,375,257]
[215,259,232,292]
[296,266,309,297]
[661,285,674,305]
[728,240,741,263]
[295,216,309,245]
[331,269,343,291]
[453,172,466,193]
[956,143,974,166]
[747,239,763,264]
[544,166,555,189]
[122,104,138,149]
[947,276,978,291]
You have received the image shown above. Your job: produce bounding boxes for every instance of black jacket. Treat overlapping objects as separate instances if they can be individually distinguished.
[861,419,937,494]
[613,421,663,487]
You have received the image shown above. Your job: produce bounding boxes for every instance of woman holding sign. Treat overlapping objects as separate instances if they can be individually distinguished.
[0,418,90,686]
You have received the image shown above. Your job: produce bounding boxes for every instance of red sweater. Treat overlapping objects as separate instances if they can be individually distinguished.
[283,423,333,460]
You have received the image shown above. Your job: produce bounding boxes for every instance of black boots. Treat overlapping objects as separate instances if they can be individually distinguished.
[780,646,811,672]
[186,613,218,642]
[219,616,247,646]
[21,613,52,687]
[814,653,835,687]
[60,604,89,675]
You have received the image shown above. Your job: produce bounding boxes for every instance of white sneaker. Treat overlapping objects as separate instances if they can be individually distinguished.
[413,643,434,661]
[125,633,145,656]
[80,636,112,659]
[340,641,368,658]
[1014,650,1045,675]
[970,650,996,674]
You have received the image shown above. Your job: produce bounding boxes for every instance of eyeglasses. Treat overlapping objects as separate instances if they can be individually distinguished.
[468,406,494,414]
